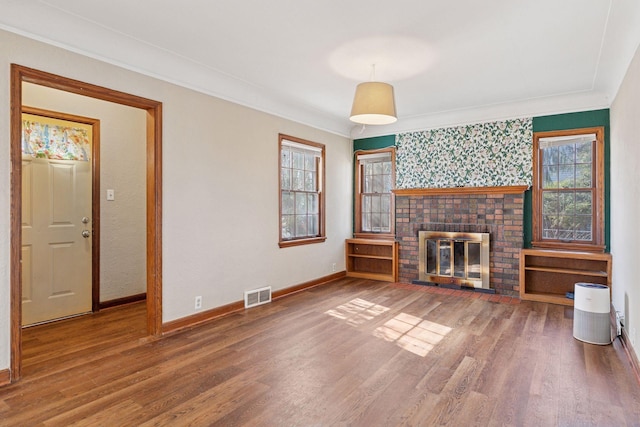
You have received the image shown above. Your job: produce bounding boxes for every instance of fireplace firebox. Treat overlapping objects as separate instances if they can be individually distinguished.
[418,231,490,289]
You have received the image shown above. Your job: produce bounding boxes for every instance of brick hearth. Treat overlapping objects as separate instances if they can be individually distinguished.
[395,190,525,296]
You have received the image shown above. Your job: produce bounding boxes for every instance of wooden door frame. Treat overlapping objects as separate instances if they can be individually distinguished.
[21,106,102,314]
[10,64,163,382]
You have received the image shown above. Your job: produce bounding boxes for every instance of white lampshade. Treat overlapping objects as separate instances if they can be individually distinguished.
[349,81,397,125]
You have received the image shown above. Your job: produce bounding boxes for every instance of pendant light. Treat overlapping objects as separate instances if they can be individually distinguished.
[349,64,397,125]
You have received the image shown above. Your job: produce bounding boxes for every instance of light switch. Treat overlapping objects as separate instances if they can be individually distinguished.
[106,189,115,201]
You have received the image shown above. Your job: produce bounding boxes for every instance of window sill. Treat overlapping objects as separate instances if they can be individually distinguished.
[353,233,396,241]
[531,241,605,253]
[279,236,327,248]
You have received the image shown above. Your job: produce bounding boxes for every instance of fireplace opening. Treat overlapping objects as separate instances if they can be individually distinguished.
[418,231,490,289]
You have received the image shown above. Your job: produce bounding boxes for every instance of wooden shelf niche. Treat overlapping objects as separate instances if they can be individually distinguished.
[345,238,398,282]
[519,248,612,306]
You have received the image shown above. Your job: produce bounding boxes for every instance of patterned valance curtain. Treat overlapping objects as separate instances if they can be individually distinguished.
[22,119,90,161]
[395,118,533,188]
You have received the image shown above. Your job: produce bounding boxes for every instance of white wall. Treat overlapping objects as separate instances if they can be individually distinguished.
[0,29,353,372]
[22,83,147,302]
[610,44,640,361]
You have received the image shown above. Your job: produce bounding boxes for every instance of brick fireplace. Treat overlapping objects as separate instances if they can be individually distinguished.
[394,186,527,296]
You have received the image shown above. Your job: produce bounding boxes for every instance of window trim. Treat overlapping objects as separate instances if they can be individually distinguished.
[354,147,396,240]
[278,134,326,248]
[532,126,605,252]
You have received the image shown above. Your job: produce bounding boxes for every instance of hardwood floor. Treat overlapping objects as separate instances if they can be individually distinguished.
[2,278,640,426]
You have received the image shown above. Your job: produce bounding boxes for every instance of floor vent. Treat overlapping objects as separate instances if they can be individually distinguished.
[244,286,272,309]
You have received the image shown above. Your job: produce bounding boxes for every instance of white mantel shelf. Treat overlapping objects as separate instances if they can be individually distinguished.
[392,185,529,196]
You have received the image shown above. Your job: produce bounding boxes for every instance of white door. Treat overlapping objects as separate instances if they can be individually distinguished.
[22,154,93,326]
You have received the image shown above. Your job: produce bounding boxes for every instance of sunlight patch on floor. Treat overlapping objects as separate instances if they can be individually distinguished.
[325,298,452,357]
[374,313,452,357]
[325,298,390,326]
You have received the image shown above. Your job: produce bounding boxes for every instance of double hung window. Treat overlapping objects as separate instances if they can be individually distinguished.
[279,134,325,247]
[532,127,604,251]
[355,148,395,238]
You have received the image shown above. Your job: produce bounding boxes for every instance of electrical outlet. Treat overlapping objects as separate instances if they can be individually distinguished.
[615,311,623,336]
[332,263,337,272]
[195,296,202,310]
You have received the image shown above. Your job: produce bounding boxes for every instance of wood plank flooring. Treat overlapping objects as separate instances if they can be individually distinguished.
[2,278,640,426]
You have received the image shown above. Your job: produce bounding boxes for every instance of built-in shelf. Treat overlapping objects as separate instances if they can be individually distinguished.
[524,266,608,277]
[345,238,398,282]
[519,249,612,306]
[348,254,392,260]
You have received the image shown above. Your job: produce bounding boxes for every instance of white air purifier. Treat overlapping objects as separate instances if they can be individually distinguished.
[573,283,611,345]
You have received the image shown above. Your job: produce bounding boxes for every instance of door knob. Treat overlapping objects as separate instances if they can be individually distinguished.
[82,216,90,224]
[82,230,91,238]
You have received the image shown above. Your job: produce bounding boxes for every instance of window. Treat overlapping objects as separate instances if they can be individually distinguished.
[532,127,605,251]
[355,148,395,239]
[22,113,91,161]
[279,134,325,247]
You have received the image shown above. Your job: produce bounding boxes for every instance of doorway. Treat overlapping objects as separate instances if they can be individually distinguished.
[10,64,163,382]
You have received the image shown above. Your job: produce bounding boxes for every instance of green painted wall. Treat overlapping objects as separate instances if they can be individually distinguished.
[353,135,395,152]
[526,109,610,251]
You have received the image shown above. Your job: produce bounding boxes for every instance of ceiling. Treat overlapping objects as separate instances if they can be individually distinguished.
[2,0,640,138]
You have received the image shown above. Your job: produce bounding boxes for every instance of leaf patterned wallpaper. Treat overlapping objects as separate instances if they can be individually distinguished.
[395,118,533,188]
